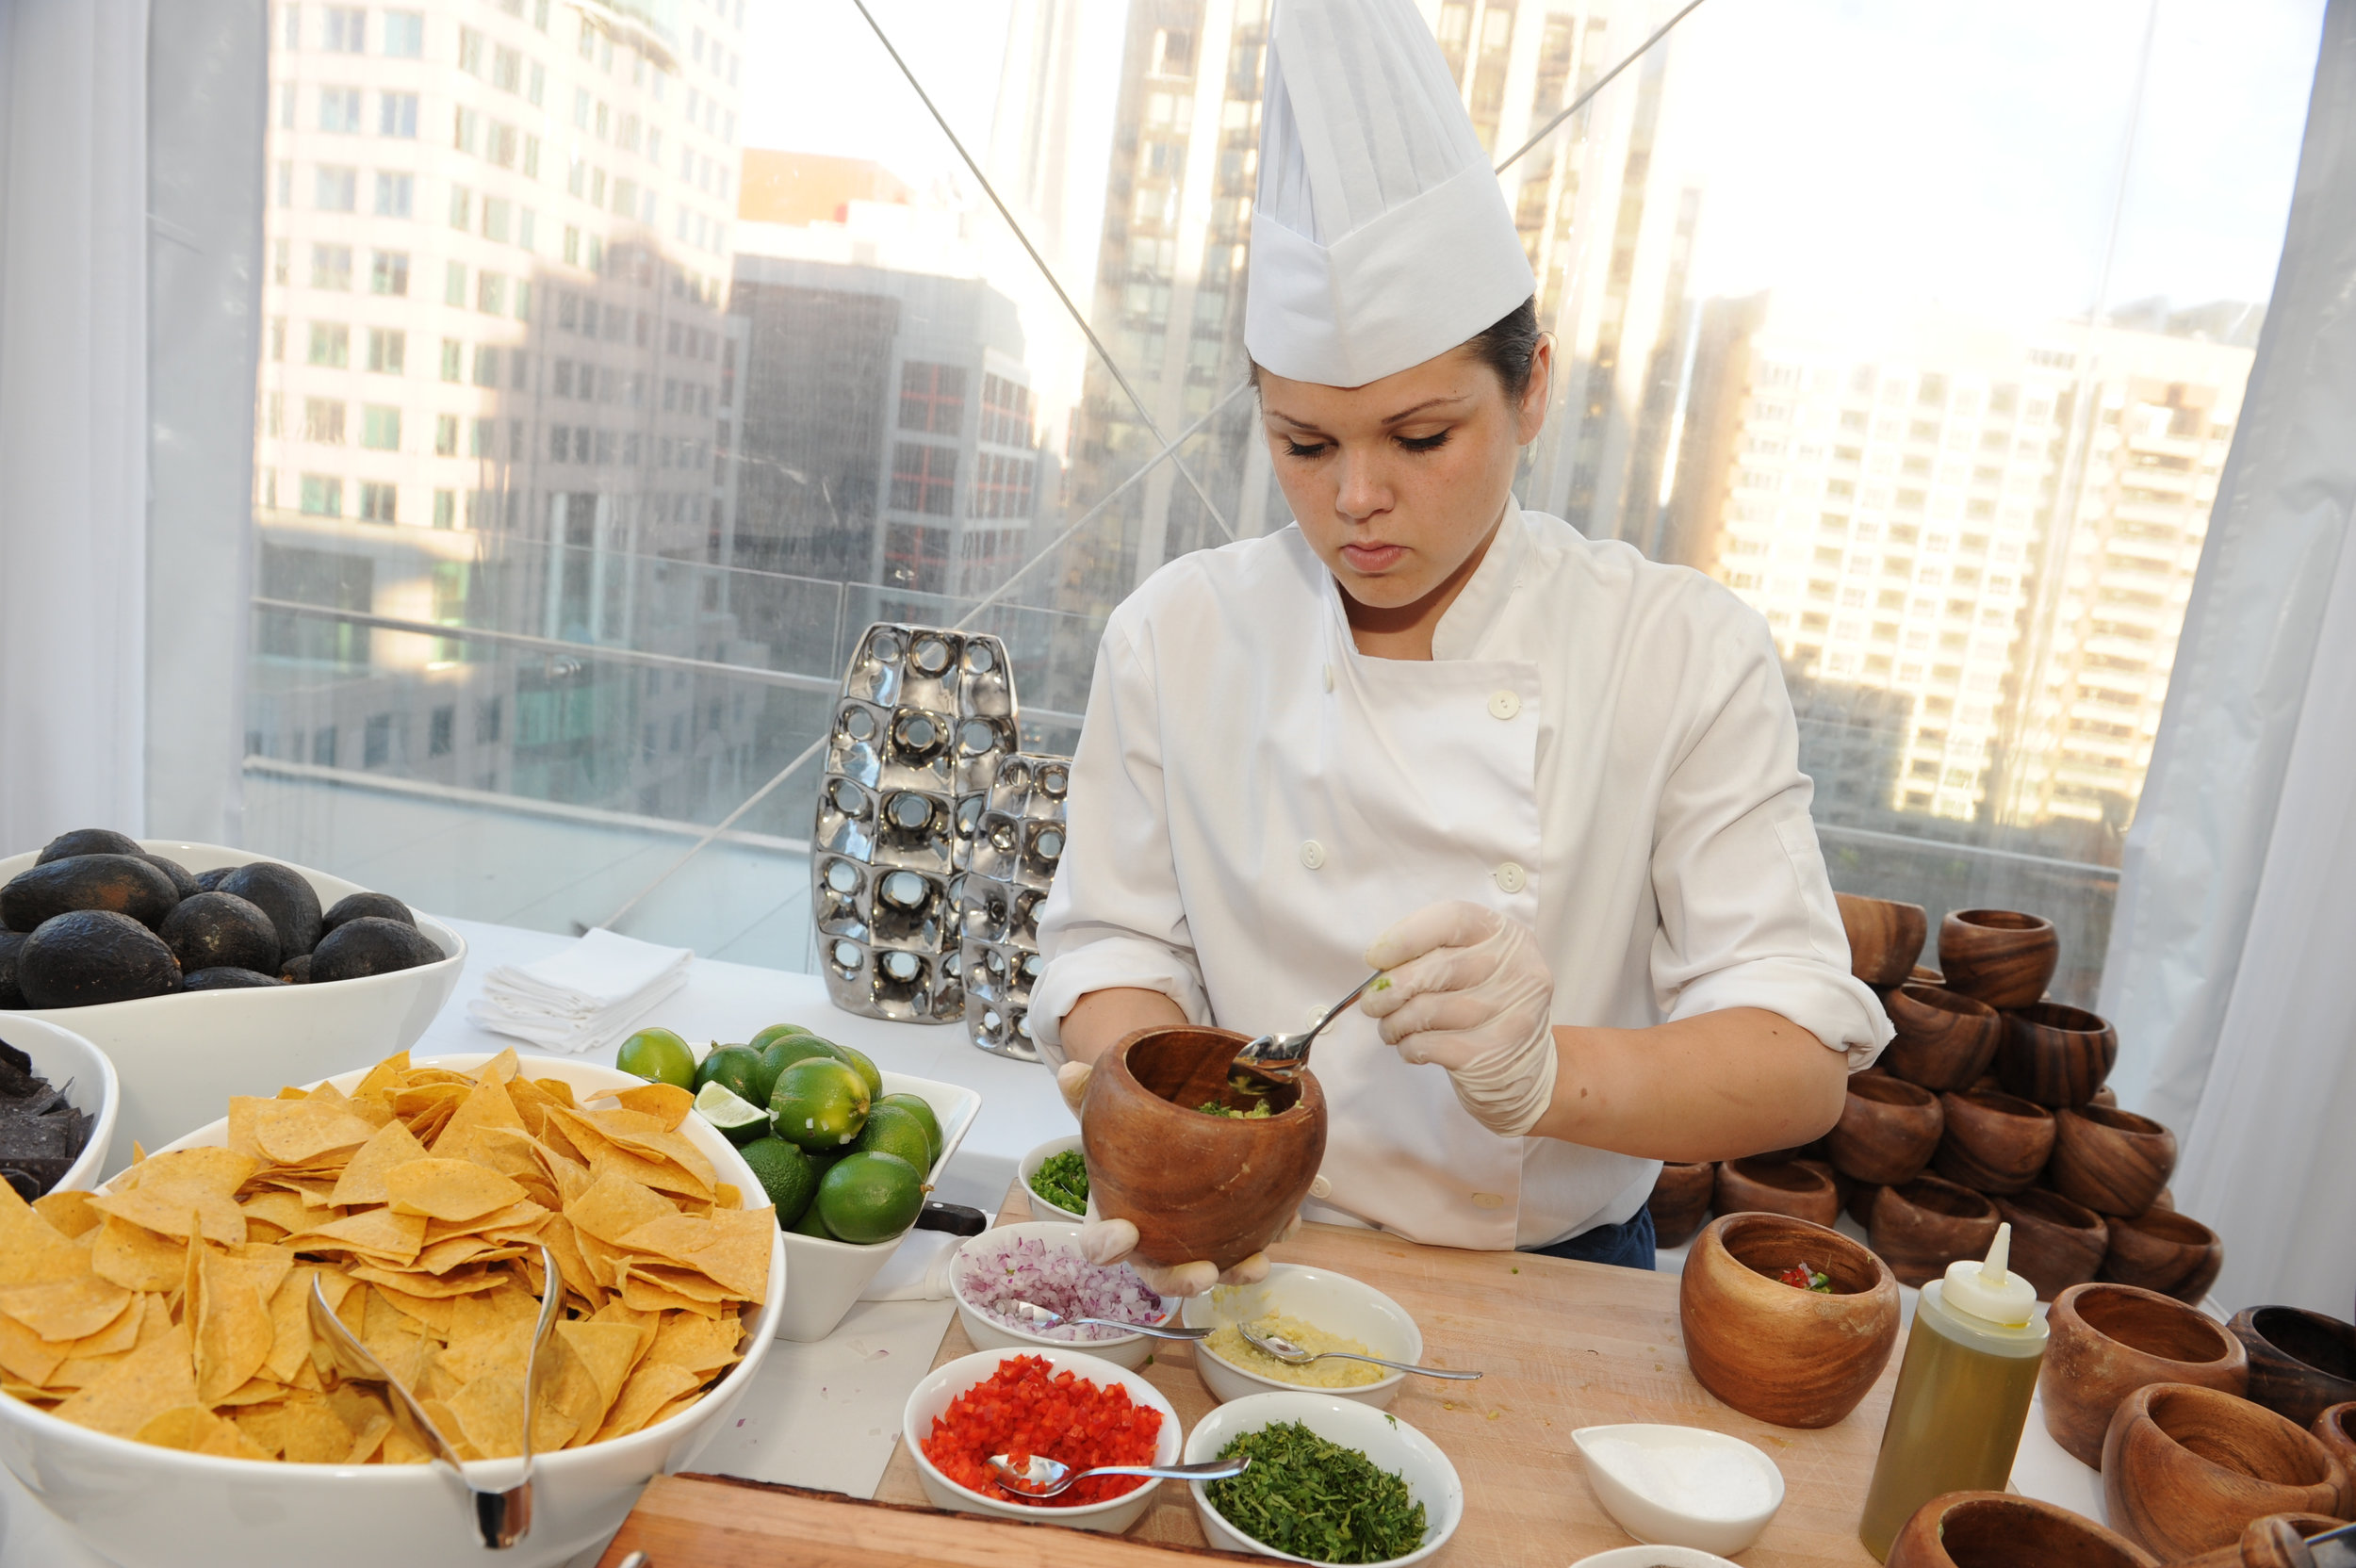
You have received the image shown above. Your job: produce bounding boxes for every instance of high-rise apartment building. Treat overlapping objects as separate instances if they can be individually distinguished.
[1662,291,2250,838]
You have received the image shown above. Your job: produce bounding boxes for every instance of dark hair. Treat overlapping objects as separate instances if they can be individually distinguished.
[1249,294,1542,400]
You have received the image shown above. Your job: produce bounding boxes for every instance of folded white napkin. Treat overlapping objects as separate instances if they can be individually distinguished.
[857,1228,960,1302]
[466,928,694,1056]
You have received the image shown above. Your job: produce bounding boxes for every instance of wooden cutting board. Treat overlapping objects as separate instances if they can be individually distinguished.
[861,1185,1901,1565]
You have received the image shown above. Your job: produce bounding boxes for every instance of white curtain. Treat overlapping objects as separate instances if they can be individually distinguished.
[0,0,152,848]
[2101,0,2356,1316]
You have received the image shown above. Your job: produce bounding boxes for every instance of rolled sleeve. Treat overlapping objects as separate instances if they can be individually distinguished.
[1028,620,1211,1066]
[1650,615,1893,1068]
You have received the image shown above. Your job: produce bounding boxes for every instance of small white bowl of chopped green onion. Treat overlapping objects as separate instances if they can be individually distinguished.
[1181,1263,1423,1409]
[1020,1134,1088,1221]
[1184,1392,1463,1567]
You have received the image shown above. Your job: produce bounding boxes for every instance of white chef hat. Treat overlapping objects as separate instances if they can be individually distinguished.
[1245,0,1535,388]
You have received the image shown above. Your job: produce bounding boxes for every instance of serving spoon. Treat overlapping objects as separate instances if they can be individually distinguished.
[988,1452,1250,1498]
[1232,971,1383,1083]
[1237,1321,1483,1380]
[1006,1299,1212,1340]
[307,1243,564,1548]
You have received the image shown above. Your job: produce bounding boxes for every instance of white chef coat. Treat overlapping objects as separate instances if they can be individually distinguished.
[1031,501,1891,1250]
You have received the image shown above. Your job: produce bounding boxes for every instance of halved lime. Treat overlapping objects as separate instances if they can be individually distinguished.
[852,1103,935,1173]
[815,1151,924,1244]
[694,1082,773,1147]
[875,1093,942,1165]
[616,1027,695,1089]
[694,1044,764,1103]
[770,1056,871,1152]
[754,1033,842,1105]
[737,1135,817,1226]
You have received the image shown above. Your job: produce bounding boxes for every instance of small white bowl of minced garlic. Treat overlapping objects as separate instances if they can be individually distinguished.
[1181,1264,1428,1410]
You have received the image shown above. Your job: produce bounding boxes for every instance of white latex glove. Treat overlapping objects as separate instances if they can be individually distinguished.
[1054,1059,1298,1297]
[1360,900,1560,1137]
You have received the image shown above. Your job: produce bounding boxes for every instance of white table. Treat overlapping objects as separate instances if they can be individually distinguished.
[0,917,2108,1564]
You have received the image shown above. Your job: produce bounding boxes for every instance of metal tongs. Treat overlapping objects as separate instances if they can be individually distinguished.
[308,1243,564,1549]
[1231,972,1383,1083]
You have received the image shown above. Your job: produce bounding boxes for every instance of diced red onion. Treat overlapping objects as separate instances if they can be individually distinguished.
[956,1233,1169,1341]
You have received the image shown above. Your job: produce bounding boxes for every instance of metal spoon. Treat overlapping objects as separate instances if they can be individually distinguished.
[1006,1299,1212,1340]
[1233,971,1383,1083]
[1237,1321,1483,1380]
[987,1452,1250,1498]
[307,1243,564,1548]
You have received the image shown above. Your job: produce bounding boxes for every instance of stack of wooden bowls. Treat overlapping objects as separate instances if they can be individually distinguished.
[1644,895,2230,1303]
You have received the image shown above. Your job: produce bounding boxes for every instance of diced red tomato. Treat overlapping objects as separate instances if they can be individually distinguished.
[921,1355,1164,1508]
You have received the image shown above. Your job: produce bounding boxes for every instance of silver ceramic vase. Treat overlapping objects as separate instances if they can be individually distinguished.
[959,752,1068,1062]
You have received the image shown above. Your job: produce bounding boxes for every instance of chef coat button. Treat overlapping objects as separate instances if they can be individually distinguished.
[1487,690,1522,720]
[1472,1192,1505,1210]
[1310,1176,1333,1200]
[1322,663,1334,692]
[1493,860,1527,894]
[1300,840,1326,870]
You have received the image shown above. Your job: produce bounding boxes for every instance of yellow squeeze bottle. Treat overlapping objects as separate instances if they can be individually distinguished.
[1856,1223,2047,1560]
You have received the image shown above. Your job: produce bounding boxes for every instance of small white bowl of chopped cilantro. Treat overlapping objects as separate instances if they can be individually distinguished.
[950,1221,1175,1370]
[1020,1134,1088,1221]
[1184,1391,1463,1566]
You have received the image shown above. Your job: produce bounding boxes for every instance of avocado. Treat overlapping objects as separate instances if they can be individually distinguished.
[321,891,416,934]
[0,931,25,1007]
[158,891,281,976]
[191,866,237,892]
[34,828,141,865]
[279,954,312,985]
[136,854,202,900]
[16,911,182,1006]
[307,916,442,983]
[1,855,180,933]
[215,862,323,956]
[183,967,286,990]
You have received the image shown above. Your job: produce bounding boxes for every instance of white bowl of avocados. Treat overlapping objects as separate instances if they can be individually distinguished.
[0,836,464,1172]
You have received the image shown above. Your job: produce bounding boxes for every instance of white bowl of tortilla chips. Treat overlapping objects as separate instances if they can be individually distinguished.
[0,1050,784,1568]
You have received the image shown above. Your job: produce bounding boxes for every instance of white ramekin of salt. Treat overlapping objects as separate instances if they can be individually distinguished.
[1569,1423,1787,1555]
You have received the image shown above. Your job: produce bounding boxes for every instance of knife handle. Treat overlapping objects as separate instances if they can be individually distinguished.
[915,1201,988,1236]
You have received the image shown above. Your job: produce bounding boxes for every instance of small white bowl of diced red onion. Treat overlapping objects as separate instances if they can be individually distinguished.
[950,1221,1175,1370]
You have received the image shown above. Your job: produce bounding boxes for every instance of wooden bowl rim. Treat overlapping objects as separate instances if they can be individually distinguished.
[1888,1175,1998,1221]
[1105,1024,1320,1126]
[1707,1210,1894,1298]
[1849,1074,1939,1109]
[1995,1187,2103,1232]
[1913,1491,2154,1566]
[1723,1155,1837,1196]
[2010,1002,2112,1035]
[1948,908,2057,934]
[2320,1401,2356,1442]
[2131,1381,2339,1488]
[1892,982,1998,1020]
[2061,1103,2168,1139]
[2242,1306,2356,1383]
[1839,891,1928,916]
[2111,1207,2217,1247]
[1946,1086,2053,1121]
[2061,1282,2239,1366]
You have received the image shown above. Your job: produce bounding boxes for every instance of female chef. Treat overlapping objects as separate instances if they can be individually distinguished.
[1031,0,1891,1296]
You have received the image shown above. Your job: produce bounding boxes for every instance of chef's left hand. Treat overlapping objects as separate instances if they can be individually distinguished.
[1361,900,1559,1137]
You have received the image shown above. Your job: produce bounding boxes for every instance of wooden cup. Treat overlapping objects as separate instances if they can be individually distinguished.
[1870,1175,2001,1288]
[1826,1074,1944,1185]
[1079,1025,1326,1270]
[2100,1208,2225,1305]
[2229,1307,2356,1429]
[1939,908,2060,1009]
[1933,1088,2057,1195]
[2315,1401,2356,1478]
[1838,891,1928,986]
[1994,1187,2109,1301]
[1678,1212,1899,1429]
[2102,1381,2352,1560]
[1643,1160,1715,1248]
[1884,1491,2159,1568]
[2039,1282,2250,1467]
[1998,1002,2121,1109]
[1712,1155,1841,1230]
[1881,983,2004,1093]
[2172,1515,2351,1568]
[2049,1104,2178,1217]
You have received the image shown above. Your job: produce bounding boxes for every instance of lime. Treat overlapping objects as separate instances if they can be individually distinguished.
[770,1056,870,1152]
[694,1044,764,1103]
[748,1022,813,1053]
[875,1093,942,1164]
[827,1041,884,1101]
[852,1103,935,1173]
[694,1082,773,1147]
[736,1135,818,1226]
[754,1033,843,1106]
[788,1202,834,1237]
[616,1027,695,1089]
[815,1151,925,1244]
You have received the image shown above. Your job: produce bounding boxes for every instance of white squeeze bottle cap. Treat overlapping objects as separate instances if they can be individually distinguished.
[1939,1222,2037,1327]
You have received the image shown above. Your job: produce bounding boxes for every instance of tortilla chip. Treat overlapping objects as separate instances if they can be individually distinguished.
[286,1206,428,1263]
[564,1172,677,1247]
[195,1246,286,1403]
[90,1215,187,1293]
[326,1119,431,1208]
[51,1321,197,1438]
[281,1398,355,1464]
[647,1311,744,1375]
[383,1158,527,1223]
[615,1206,775,1301]
[86,1184,246,1248]
[594,1363,701,1442]
[0,1181,91,1286]
[446,1369,528,1459]
[33,1190,100,1239]
[0,1270,135,1345]
[247,1098,381,1167]
[611,1083,693,1129]
[134,1403,273,1459]
[0,1312,67,1387]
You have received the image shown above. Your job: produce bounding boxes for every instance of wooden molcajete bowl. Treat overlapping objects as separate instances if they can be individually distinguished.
[1080,1025,1326,1271]
[2177,1515,2356,1568]
[1838,891,1928,986]
[1993,1187,2109,1301]
[1870,1175,2001,1288]
[1998,1002,2120,1109]
[1882,983,2004,1092]
[2040,1282,2250,1467]
[2315,1401,2356,1478]
[1713,1155,1841,1229]
[2102,1382,2353,1560]
[1846,1180,1883,1228]
[1884,1490,2159,1568]
[2101,1208,2225,1304]
[1933,1087,2057,1195]
[1678,1211,1899,1429]
[1827,1073,1944,1185]
[2229,1307,2356,1429]
[1939,908,2059,1009]
[1644,1160,1715,1248]
[2050,1104,2178,1217]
